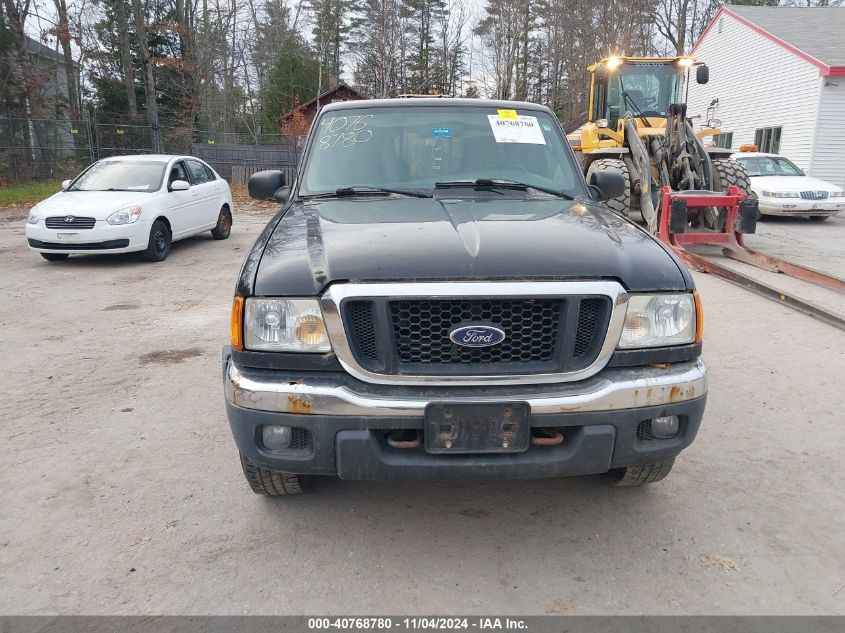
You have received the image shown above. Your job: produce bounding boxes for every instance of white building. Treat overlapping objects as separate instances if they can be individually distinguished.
[686,5,845,188]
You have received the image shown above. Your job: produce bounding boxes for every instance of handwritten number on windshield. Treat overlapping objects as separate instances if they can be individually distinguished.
[318,115,374,149]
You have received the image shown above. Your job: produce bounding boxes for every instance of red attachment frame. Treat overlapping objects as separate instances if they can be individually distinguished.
[654,185,845,330]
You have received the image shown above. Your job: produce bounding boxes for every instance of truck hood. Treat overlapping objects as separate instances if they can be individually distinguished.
[249,196,689,296]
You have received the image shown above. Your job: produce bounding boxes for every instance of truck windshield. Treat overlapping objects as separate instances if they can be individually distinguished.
[300,105,583,198]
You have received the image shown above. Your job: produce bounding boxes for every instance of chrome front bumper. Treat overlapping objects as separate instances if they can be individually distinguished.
[225,358,707,417]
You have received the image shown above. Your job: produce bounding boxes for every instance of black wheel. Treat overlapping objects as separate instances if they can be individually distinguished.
[240,453,304,496]
[143,219,171,262]
[40,253,68,261]
[211,206,232,240]
[711,158,751,196]
[586,158,631,215]
[607,458,675,487]
[810,215,829,222]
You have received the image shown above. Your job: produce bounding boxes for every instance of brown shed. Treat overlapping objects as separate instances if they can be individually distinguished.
[279,83,368,132]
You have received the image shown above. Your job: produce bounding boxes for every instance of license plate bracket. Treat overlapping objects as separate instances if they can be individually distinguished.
[424,402,530,454]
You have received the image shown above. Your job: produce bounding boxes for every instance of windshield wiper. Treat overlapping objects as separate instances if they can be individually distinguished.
[302,186,431,199]
[434,179,574,200]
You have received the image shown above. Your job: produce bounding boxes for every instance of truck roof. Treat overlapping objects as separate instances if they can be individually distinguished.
[319,98,554,115]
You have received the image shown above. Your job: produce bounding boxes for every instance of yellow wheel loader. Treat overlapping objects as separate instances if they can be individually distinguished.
[573,55,751,233]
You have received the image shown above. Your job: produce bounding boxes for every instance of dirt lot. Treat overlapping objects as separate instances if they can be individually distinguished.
[0,206,843,615]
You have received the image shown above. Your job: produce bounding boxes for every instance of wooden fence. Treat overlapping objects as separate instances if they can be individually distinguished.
[231,164,298,185]
[191,143,299,181]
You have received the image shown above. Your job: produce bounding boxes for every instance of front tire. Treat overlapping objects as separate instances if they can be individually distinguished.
[40,253,69,262]
[586,158,631,215]
[143,219,171,262]
[810,215,829,222]
[240,453,304,496]
[211,206,232,240]
[607,458,675,486]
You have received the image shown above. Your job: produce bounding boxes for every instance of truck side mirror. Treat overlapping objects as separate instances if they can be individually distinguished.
[696,64,709,85]
[589,170,625,202]
[248,170,287,202]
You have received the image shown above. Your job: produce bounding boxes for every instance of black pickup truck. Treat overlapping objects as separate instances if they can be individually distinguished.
[223,98,707,495]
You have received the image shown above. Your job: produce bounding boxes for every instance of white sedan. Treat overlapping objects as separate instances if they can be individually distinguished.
[731,152,845,221]
[26,155,234,261]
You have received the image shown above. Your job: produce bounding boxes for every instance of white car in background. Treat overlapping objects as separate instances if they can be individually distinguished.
[26,155,234,261]
[731,152,845,221]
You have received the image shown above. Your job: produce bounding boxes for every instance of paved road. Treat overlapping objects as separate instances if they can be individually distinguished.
[0,209,843,615]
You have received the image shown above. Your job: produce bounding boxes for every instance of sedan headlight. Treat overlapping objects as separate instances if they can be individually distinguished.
[244,298,331,352]
[830,191,845,198]
[761,191,799,199]
[106,204,143,225]
[27,205,39,225]
[618,293,697,349]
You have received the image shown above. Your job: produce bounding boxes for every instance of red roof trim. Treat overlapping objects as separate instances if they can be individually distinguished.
[691,6,835,76]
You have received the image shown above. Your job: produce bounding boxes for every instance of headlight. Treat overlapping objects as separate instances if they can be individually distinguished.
[106,204,143,225]
[244,298,331,352]
[761,191,799,198]
[27,205,39,224]
[618,294,697,349]
[830,191,845,198]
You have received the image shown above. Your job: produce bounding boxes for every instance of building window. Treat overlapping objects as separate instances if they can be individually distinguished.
[713,132,733,149]
[754,126,782,153]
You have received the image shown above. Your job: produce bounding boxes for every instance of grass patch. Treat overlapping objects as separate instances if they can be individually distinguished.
[0,180,63,208]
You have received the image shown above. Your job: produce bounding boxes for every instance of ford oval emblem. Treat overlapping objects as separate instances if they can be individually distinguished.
[449,324,506,348]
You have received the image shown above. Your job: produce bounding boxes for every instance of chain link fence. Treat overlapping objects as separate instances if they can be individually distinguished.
[0,116,298,184]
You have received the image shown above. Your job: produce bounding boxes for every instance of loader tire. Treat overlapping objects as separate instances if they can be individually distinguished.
[607,458,675,487]
[711,158,751,196]
[709,158,752,230]
[586,158,631,215]
[239,453,304,496]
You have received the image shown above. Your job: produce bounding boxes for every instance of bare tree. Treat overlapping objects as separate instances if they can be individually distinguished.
[131,0,163,151]
[113,0,137,115]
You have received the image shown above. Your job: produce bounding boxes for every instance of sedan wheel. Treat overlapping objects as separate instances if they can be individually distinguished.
[143,220,172,262]
[211,207,232,240]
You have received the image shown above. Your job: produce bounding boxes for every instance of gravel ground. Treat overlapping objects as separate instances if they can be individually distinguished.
[0,206,843,615]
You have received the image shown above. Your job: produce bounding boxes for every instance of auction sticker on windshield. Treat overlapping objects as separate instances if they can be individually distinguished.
[487,114,546,145]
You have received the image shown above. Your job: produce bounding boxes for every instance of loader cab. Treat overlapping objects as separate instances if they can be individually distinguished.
[589,57,694,128]
[579,56,708,155]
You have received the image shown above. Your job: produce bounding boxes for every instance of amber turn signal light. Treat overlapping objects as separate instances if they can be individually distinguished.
[693,291,704,343]
[231,295,244,350]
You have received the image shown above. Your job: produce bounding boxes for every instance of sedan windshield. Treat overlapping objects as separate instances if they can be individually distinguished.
[736,156,803,177]
[69,161,166,192]
[300,105,583,198]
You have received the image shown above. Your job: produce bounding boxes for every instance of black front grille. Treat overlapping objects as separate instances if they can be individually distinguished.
[346,300,379,363]
[390,298,560,364]
[343,295,612,376]
[573,299,603,357]
[45,216,96,229]
[800,191,828,201]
